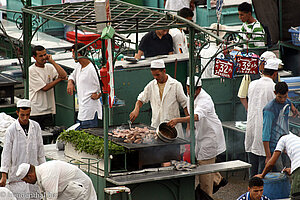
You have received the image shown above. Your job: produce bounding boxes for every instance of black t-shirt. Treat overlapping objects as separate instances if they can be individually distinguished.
[139,31,174,58]
[21,122,29,136]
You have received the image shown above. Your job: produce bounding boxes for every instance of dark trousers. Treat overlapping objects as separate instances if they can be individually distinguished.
[30,114,54,130]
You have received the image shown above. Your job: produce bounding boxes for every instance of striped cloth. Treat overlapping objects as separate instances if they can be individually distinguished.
[275,133,300,173]
[237,21,266,49]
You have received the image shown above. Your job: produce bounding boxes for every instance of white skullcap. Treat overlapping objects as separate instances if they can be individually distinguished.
[260,51,276,61]
[150,59,165,69]
[17,99,31,108]
[264,58,283,70]
[16,163,30,179]
[186,76,202,87]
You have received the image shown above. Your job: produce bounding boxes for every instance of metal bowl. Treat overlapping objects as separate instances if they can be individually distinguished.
[156,122,177,142]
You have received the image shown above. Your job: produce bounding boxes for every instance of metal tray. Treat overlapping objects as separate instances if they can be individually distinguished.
[85,124,189,150]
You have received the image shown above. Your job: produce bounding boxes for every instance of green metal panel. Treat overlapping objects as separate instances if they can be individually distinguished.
[120,0,143,6]
[202,76,246,122]
[7,0,64,36]
[54,80,76,127]
[0,104,17,117]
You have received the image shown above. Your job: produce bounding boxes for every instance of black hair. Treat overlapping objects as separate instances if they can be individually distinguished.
[150,68,165,72]
[178,7,194,19]
[17,107,30,112]
[238,2,252,13]
[275,82,289,95]
[71,43,87,57]
[249,177,264,188]
[263,68,277,76]
[32,45,45,56]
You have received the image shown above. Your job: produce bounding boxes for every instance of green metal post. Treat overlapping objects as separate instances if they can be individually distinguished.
[101,39,109,195]
[188,26,196,165]
[23,0,32,98]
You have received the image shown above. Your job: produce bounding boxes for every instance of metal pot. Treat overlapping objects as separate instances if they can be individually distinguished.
[156,122,177,142]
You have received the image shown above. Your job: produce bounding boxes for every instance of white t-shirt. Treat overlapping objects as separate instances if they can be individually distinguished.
[68,62,102,121]
[169,28,188,54]
[275,133,300,173]
[165,0,190,11]
[29,63,58,116]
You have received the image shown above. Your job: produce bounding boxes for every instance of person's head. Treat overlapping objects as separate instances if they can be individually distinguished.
[32,45,47,67]
[248,177,264,200]
[155,29,169,37]
[178,7,194,21]
[150,59,167,83]
[17,163,37,184]
[186,76,202,98]
[259,51,277,71]
[263,58,282,81]
[16,99,31,126]
[238,2,252,23]
[71,43,87,61]
[274,82,289,104]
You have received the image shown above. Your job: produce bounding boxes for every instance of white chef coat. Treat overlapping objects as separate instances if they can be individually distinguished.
[35,160,97,200]
[0,119,46,200]
[188,89,226,160]
[29,64,58,116]
[169,28,188,54]
[0,187,16,200]
[245,76,275,156]
[69,62,102,121]
[165,0,190,11]
[138,75,187,138]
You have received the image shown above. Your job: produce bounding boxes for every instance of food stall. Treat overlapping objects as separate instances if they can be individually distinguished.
[19,0,251,199]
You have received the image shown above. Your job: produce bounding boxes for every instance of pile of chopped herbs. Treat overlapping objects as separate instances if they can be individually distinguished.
[58,130,125,158]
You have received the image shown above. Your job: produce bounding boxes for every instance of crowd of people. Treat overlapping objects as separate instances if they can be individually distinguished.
[0,1,299,200]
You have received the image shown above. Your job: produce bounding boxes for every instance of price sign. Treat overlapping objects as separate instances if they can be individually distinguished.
[214,58,234,78]
[236,56,259,74]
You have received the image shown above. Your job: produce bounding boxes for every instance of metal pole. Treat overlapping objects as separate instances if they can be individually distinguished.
[188,26,196,164]
[23,0,32,99]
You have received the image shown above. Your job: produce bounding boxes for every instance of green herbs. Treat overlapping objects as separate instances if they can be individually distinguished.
[58,130,125,158]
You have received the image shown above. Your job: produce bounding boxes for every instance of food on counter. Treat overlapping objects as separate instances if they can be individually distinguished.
[109,127,157,144]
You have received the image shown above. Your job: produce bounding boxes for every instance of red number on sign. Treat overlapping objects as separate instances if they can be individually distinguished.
[236,56,259,74]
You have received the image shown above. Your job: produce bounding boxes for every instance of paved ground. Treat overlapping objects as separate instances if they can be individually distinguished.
[213,170,249,200]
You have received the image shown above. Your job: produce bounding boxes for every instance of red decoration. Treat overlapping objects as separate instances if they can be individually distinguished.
[236,56,259,74]
[214,58,234,78]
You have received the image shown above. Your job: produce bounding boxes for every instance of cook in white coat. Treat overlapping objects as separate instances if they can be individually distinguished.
[245,58,281,178]
[167,76,226,197]
[0,99,46,200]
[130,59,188,139]
[67,43,102,130]
[16,160,97,200]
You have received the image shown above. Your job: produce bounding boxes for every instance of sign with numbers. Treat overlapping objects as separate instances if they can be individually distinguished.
[214,58,234,78]
[236,56,259,74]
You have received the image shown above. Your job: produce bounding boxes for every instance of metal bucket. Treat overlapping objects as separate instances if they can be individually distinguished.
[156,122,177,142]
[263,172,291,199]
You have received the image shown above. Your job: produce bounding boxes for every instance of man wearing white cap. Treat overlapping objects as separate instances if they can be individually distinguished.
[167,76,226,197]
[245,58,283,178]
[238,51,281,111]
[16,160,97,200]
[0,99,45,200]
[130,59,188,139]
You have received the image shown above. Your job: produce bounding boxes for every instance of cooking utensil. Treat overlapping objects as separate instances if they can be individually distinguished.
[156,122,177,143]
[128,120,132,129]
[125,57,138,64]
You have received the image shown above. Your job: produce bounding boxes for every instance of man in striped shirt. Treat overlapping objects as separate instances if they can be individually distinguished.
[237,2,265,49]
[256,133,300,200]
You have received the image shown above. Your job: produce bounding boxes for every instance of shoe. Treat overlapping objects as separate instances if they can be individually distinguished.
[213,178,228,194]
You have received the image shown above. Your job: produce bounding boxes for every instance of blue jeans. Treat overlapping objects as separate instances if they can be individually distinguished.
[248,152,265,178]
[76,112,99,130]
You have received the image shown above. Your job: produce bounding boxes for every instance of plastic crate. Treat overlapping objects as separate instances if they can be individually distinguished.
[289,27,300,46]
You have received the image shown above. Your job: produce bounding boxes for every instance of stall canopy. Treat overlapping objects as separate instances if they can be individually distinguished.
[252,0,300,45]
[22,0,184,34]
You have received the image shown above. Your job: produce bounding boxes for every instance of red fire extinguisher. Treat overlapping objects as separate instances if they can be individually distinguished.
[100,62,110,93]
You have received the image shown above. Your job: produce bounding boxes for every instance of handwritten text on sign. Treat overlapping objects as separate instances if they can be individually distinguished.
[236,56,259,74]
[214,58,234,78]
